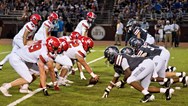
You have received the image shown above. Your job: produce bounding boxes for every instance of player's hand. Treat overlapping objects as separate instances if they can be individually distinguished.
[102,87,111,98]
[80,72,87,80]
[93,74,100,81]
[115,80,125,88]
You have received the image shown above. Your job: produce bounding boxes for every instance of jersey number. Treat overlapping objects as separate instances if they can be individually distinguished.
[28,43,42,52]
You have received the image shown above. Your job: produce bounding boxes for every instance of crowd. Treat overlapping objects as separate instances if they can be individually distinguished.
[113,0,188,23]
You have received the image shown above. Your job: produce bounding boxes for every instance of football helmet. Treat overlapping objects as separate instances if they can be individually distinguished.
[57,38,69,54]
[128,37,137,46]
[131,38,144,49]
[86,12,96,23]
[46,36,60,54]
[30,14,42,25]
[80,37,94,52]
[48,12,58,22]
[104,46,119,58]
[120,46,134,56]
[70,32,82,40]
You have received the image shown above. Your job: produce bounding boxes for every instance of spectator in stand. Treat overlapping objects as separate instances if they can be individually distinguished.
[171,20,180,47]
[164,20,173,48]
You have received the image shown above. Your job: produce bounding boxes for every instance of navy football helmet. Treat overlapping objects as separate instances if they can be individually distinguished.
[104,46,119,64]
[120,46,134,56]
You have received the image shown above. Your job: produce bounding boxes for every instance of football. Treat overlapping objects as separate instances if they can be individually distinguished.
[89,77,99,85]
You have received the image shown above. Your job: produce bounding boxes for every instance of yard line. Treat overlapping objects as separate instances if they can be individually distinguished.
[0,51,10,55]
[7,56,104,106]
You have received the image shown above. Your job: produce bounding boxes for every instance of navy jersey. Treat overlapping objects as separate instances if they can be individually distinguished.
[136,45,162,57]
[113,54,146,74]
[133,27,147,41]
[143,42,160,49]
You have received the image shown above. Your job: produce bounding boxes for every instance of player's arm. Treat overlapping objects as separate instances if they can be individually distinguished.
[102,73,120,98]
[45,26,51,38]
[23,28,30,45]
[75,54,98,79]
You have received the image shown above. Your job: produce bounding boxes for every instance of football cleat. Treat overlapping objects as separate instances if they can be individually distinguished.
[0,85,12,97]
[58,80,71,86]
[0,64,3,70]
[19,88,32,94]
[140,93,155,103]
[165,88,174,100]
[179,72,186,77]
[164,78,172,88]
[65,79,74,84]
[182,76,188,87]
[43,88,49,96]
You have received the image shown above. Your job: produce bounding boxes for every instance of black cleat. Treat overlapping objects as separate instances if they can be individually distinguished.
[0,64,3,70]
[182,76,188,87]
[165,88,174,100]
[140,93,155,103]
[164,78,171,88]
[43,88,49,96]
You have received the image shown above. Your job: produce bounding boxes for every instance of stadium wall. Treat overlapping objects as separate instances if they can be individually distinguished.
[1,21,188,42]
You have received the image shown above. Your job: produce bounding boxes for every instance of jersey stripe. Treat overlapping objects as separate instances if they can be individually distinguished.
[82,23,89,30]
[39,55,46,63]
[115,55,122,66]
[44,23,50,28]
[26,25,32,32]
[77,50,85,58]
[134,28,140,35]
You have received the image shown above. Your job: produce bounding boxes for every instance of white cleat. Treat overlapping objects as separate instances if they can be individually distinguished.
[0,86,12,97]
[19,88,32,94]
[65,79,74,84]
[58,80,71,86]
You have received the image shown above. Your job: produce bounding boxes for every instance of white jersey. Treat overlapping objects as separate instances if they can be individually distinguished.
[15,40,51,63]
[64,40,86,59]
[13,22,37,48]
[34,20,54,41]
[74,20,91,36]
[59,36,71,42]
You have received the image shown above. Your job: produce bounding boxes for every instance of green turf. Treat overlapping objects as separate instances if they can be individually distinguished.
[0,45,188,106]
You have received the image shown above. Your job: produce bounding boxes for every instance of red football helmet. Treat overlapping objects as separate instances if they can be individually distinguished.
[46,36,60,53]
[70,32,82,40]
[48,12,58,22]
[86,12,96,23]
[30,14,42,25]
[80,36,94,52]
[57,38,69,54]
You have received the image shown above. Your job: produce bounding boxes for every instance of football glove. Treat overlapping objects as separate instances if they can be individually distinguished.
[102,87,111,98]
[115,80,125,88]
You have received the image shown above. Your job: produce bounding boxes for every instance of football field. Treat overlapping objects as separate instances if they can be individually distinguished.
[0,42,188,106]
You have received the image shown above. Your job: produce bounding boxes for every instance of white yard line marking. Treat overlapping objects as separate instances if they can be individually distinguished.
[7,56,104,106]
[0,51,10,55]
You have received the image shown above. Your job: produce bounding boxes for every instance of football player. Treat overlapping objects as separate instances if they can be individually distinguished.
[102,46,174,103]
[69,12,96,80]
[126,19,155,44]
[0,36,60,96]
[131,38,188,87]
[55,36,99,86]
[33,12,58,41]
[0,14,42,70]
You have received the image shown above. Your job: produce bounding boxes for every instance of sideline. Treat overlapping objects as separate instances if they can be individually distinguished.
[7,56,104,106]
